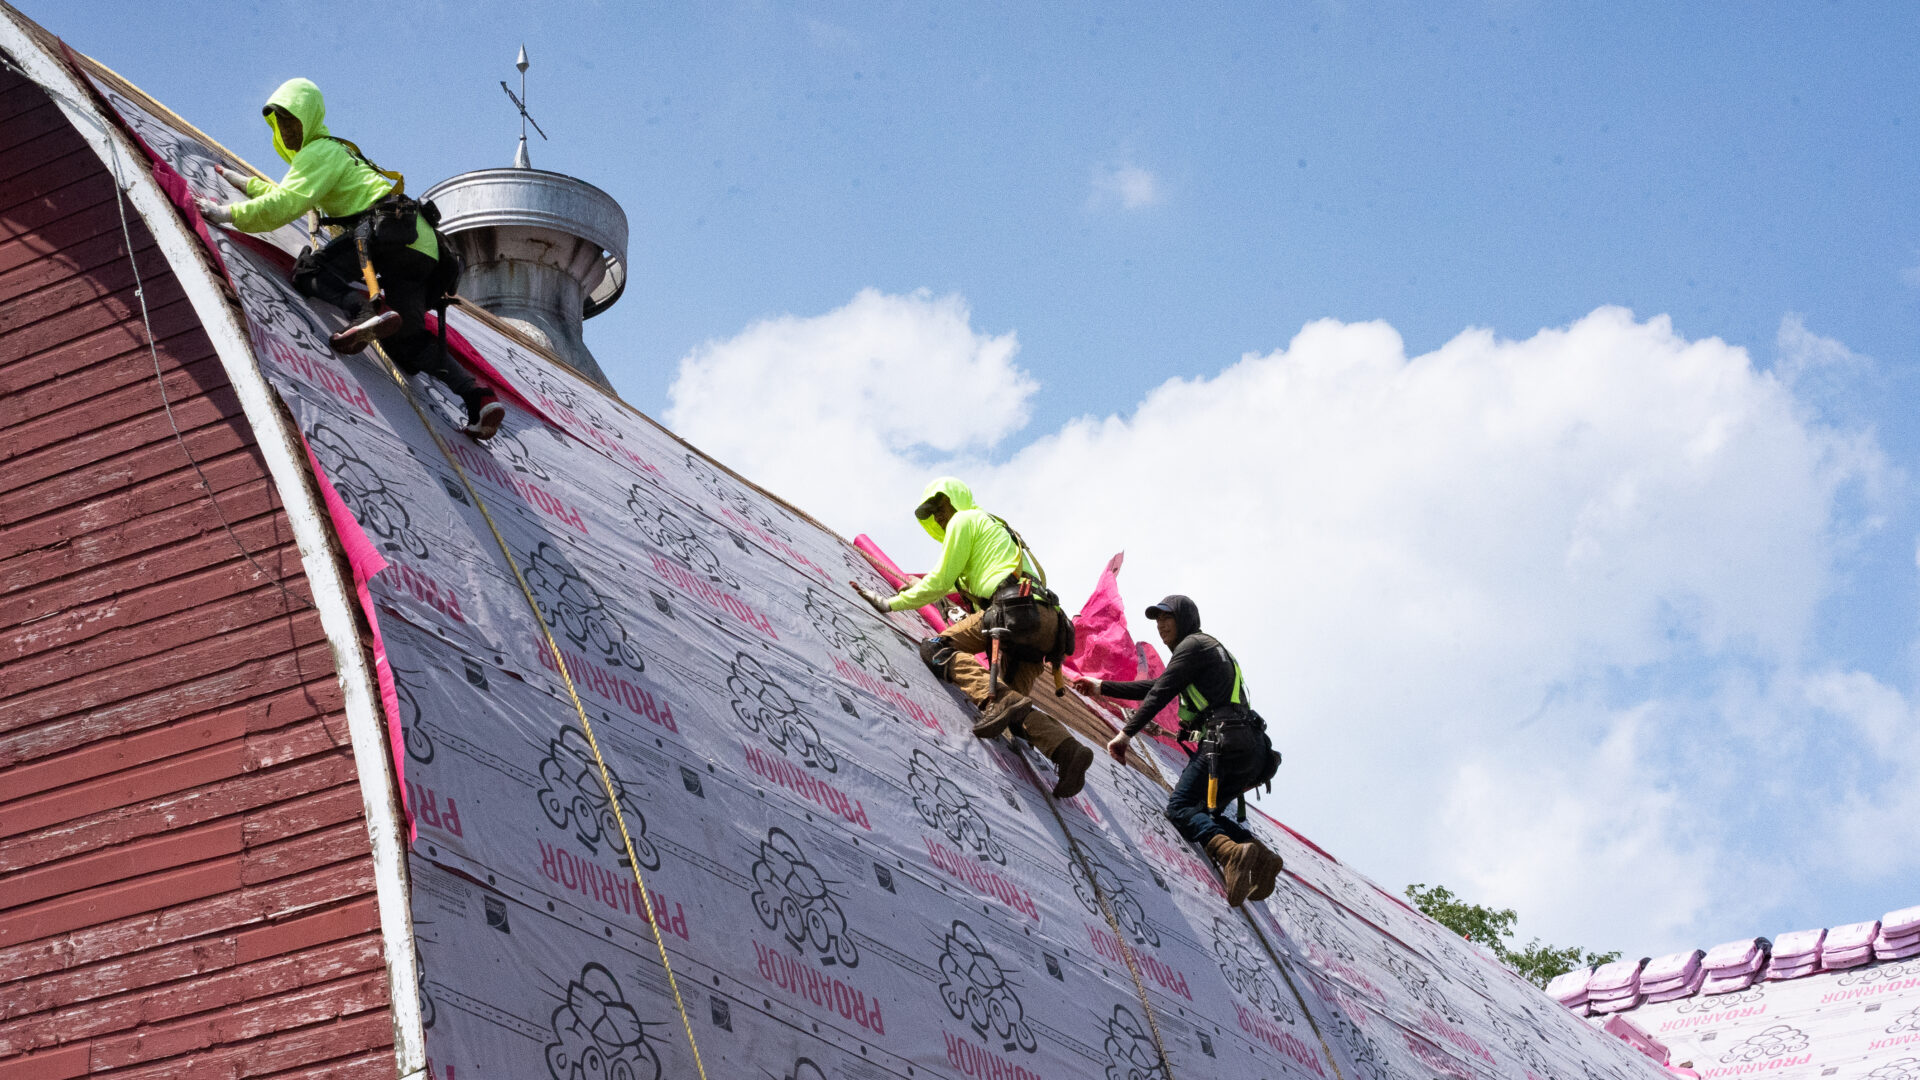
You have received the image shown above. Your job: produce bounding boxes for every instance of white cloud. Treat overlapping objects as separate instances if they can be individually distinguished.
[1089,162,1165,210]
[667,294,1897,956]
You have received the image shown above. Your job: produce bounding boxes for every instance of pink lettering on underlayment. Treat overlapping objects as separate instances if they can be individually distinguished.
[649,552,778,638]
[536,638,679,732]
[743,743,871,828]
[943,1031,1044,1080]
[834,655,943,732]
[1235,1003,1327,1076]
[536,841,688,937]
[1701,1055,1813,1078]
[446,441,589,535]
[752,939,884,1034]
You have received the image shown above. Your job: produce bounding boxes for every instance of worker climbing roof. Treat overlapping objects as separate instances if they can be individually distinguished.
[225,77,434,258]
[891,476,1034,611]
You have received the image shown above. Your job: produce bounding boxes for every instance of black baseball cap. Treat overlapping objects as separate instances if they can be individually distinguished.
[1143,595,1193,620]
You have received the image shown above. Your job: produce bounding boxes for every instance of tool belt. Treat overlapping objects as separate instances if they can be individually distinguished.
[980,573,1075,665]
[320,193,441,249]
[1187,705,1282,820]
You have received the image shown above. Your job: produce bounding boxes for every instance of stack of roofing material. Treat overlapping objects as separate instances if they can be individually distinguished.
[1601,1014,1671,1065]
[1640,949,1707,1003]
[1877,905,1920,960]
[1819,920,1881,970]
[1698,937,1769,995]
[1588,957,1650,1014]
[1547,967,1595,1014]
[1764,928,1827,980]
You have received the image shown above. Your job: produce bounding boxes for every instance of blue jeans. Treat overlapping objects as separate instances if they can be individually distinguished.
[1166,749,1255,846]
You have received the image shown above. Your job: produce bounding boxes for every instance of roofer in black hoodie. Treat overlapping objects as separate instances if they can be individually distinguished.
[1073,595,1283,907]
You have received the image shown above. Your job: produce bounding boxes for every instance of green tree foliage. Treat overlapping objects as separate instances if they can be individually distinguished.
[1404,883,1622,988]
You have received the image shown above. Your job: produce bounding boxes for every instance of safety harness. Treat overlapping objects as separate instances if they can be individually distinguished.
[1173,641,1279,822]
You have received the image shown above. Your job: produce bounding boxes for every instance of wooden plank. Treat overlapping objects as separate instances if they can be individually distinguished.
[0,640,340,766]
[1,819,245,913]
[0,498,292,632]
[0,291,197,397]
[0,861,376,982]
[0,409,249,521]
[0,1040,86,1080]
[240,1047,395,1080]
[0,182,127,277]
[11,323,225,425]
[0,146,105,219]
[0,604,328,732]
[4,344,225,460]
[0,97,65,158]
[0,219,154,302]
[0,586,320,700]
[90,1009,392,1080]
[0,267,186,368]
[1,680,340,792]
[0,934,383,1058]
[0,449,270,586]
[0,171,114,246]
[0,855,246,948]
[239,821,370,888]
[1,541,308,665]
[0,903,379,1032]
[0,757,359,870]
[0,125,87,188]
[83,971,390,1071]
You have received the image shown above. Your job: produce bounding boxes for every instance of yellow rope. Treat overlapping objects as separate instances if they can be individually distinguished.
[369,348,710,1080]
[1235,902,1348,1080]
[1026,750,1179,1080]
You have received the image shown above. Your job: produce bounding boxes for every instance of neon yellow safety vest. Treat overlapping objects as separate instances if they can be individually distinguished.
[1176,653,1245,728]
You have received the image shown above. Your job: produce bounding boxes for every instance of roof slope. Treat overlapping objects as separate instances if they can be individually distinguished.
[0,51,394,1080]
[11,16,1677,1080]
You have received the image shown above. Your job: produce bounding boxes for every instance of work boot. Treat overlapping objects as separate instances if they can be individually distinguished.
[1205,835,1257,908]
[1048,739,1093,799]
[330,309,403,354]
[972,691,1035,739]
[1246,841,1285,902]
[463,390,505,441]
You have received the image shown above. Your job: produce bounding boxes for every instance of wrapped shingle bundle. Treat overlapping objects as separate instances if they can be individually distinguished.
[1877,906,1920,961]
[1821,920,1881,971]
[1588,957,1650,1014]
[1641,949,1707,1003]
[1700,937,1769,995]
[1548,967,1596,1014]
[1764,928,1826,981]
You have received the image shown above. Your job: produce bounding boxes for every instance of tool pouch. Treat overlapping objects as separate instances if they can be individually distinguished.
[917,636,956,681]
[369,194,421,247]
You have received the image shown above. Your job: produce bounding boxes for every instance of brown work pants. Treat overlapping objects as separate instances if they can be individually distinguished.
[941,605,1077,757]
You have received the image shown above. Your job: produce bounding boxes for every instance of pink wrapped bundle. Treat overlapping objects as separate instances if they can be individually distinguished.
[1642,950,1706,990]
[1821,944,1874,970]
[1703,938,1767,975]
[1643,966,1707,1003]
[1701,969,1760,995]
[1884,905,1920,938]
[1764,954,1821,981]
[1825,920,1881,953]
[1590,993,1644,1015]
[1547,968,1594,1006]
[1770,928,1826,962]
[1876,931,1920,961]
[1590,957,1648,995]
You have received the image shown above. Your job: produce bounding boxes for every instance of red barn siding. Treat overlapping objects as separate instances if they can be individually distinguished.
[0,56,395,1080]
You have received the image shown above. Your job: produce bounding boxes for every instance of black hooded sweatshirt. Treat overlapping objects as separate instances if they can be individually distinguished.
[1102,595,1247,738]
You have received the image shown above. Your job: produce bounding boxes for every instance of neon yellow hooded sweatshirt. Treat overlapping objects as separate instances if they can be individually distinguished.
[889,477,1032,612]
[230,78,436,258]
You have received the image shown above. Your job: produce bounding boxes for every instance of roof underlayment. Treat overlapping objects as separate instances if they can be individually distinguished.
[6,14,1704,1080]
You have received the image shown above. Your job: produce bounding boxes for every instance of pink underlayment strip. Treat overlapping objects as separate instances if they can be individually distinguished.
[851,534,948,633]
[301,437,414,842]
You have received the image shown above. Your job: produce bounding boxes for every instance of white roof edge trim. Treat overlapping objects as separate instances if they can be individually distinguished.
[0,12,427,1075]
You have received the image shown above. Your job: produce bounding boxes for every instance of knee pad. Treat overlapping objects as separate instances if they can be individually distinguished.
[918,636,956,681]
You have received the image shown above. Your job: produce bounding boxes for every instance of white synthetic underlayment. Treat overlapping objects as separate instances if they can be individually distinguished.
[92,74,1673,1080]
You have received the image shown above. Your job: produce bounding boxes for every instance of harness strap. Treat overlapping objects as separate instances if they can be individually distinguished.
[318,134,404,195]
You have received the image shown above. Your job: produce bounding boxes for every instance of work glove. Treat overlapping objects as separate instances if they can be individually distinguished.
[1071,676,1104,696]
[850,581,892,614]
[1105,731,1131,764]
[213,163,251,192]
[193,196,234,225]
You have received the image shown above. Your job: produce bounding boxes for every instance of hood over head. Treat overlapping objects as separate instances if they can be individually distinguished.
[263,78,328,163]
[914,476,976,542]
[1144,594,1201,642]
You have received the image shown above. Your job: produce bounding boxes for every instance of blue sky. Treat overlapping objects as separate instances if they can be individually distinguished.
[45,1,1920,957]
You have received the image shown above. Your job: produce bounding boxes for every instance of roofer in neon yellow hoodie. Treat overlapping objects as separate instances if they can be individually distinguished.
[193,78,503,439]
[852,477,1095,799]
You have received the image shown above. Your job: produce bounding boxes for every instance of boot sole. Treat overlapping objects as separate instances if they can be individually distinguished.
[972,696,1034,739]
[1248,850,1285,902]
[1050,743,1094,799]
[329,312,403,354]
[465,401,505,440]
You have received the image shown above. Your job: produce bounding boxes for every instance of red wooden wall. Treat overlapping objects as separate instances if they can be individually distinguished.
[0,54,397,1079]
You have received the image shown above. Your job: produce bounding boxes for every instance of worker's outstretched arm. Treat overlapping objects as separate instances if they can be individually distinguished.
[228,143,352,234]
[888,516,974,611]
[1118,645,1203,737]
